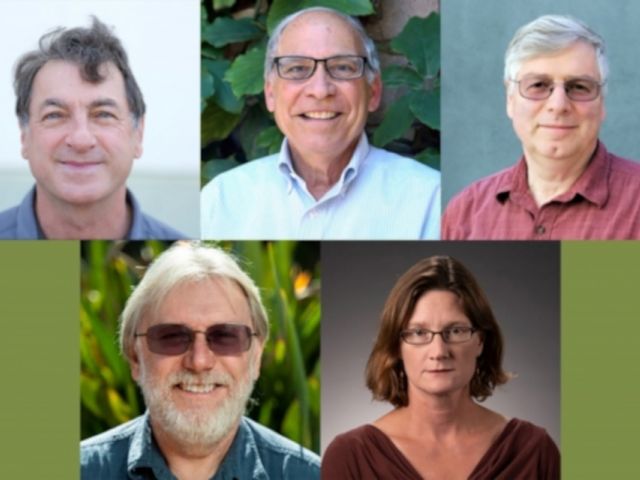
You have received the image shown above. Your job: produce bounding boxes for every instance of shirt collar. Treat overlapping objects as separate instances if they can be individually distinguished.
[19,186,144,239]
[277,133,370,198]
[495,141,610,207]
[125,414,267,480]
[16,186,44,239]
[215,417,268,479]
[127,411,173,479]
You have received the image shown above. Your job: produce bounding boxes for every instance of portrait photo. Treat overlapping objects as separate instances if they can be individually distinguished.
[80,240,320,478]
[441,0,640,239]
[0,0,200,238]
[321,241,560,478]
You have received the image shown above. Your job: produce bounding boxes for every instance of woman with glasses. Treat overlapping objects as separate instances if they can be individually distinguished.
[321,255,559,479]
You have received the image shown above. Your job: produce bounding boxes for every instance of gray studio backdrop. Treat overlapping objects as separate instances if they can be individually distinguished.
[321,241,560,454]
[442,0,640,207]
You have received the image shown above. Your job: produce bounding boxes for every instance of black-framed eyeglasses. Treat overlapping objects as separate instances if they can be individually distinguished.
[510,75,604,101]
[273,55,368,80]
[400,326,478,345]
[134,323,258,356]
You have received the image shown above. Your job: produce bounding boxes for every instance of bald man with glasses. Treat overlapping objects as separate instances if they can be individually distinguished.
[201,7,441,240]
[443,15,640,240]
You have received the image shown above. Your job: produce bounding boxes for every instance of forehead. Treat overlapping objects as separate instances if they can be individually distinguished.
[149,277,252,328]
[407,289,469,325]
[30,59,128,108]
[516,41,600,79]
[276,12,363,56]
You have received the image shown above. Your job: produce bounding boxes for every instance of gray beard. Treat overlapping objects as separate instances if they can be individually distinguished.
[138,366,256,452]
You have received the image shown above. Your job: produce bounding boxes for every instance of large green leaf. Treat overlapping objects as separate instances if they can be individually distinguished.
[391,12,440,77]
[381,65,423,88]
[213,0,236,10]
[201,157,241,183]
[202,17,263,48]
[201,101,241,145]
[225,45,266,98]
[256,126,284,155]
[372,94,414,148]
[409,87,440,130]
[267,0,374,33]
[201,70,214,112]
[203,59,244,114]
[415,147,440,170]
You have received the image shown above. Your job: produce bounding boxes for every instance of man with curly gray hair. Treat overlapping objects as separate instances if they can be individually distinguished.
[0,17,182,239]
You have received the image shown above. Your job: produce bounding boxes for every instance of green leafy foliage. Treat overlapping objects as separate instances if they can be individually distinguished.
[80,241,321,453]
[224,44,267,97]
[201,1,440,186]
[373,11,440,168]
[266,0,374,33]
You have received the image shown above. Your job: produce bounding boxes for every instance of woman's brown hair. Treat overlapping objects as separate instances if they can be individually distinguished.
[365,255,509,407]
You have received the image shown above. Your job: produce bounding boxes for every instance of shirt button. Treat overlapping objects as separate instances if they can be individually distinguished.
[535,225,546,235]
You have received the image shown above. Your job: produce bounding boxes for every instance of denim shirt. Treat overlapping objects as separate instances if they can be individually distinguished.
[81,412,320,480]
[0,186,185,239]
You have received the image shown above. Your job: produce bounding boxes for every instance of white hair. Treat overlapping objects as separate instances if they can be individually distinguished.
[264,6,380,84]
[504,15,608,94]
[119,242,268,361]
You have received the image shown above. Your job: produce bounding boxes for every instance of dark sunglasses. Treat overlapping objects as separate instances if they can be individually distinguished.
[134,323,258,356]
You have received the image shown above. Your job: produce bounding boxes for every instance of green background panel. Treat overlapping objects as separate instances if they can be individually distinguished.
[0,241,79,478]
[563,241,640,478]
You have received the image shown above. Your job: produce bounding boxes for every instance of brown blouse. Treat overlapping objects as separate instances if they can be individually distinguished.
[321,418,560,479]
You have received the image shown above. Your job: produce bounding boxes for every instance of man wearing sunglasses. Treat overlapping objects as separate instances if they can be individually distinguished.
[200,7,441,240]
[81,243,320,479]
[443,15,640,239]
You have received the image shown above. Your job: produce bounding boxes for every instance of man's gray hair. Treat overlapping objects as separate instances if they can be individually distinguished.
[504,15,608,91]
[264,6,380,84]
[119,242,269,362]
[14,16,145,127]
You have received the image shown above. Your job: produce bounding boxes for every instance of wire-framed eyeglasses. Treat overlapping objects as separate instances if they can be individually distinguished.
[273,55,368,80]
[510,75,604,102]
[134,323,258,356]
[400,326,478,345]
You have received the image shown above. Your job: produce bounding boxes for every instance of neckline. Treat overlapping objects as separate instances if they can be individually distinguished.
[365,418,519,479]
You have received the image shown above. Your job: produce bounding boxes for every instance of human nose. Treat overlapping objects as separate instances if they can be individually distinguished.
[427,332,451,359]
[545,83,571,111]
[182,332,216,372]
[304,61,336,98]
[65,116,97,152]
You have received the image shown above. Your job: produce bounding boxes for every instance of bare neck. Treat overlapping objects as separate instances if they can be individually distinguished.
[35,186,131,239]
[400,391,485,440]
[524,144,597,207]
[288,143,357,200]
[152,419,240,480]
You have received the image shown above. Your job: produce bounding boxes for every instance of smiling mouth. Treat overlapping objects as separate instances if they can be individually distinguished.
[301,111,340,120]
[177,382,224,394]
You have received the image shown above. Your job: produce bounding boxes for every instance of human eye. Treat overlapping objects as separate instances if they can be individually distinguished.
[279,58,313,78]
[329,57,361,78]
[41,110,66,123]
[524,77,551,93]
[567,79,596,97]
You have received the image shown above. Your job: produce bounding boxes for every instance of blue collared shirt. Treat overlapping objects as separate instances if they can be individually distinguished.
[201,134,441,239]
[81,412,320,480]
[0,186,184,239]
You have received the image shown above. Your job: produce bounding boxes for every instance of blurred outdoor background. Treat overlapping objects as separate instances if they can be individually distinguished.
[201,0,441,186]
[80,240,321,453]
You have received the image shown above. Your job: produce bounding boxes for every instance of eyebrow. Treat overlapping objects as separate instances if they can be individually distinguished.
[38,97,120,111]
[406,321,471,328]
